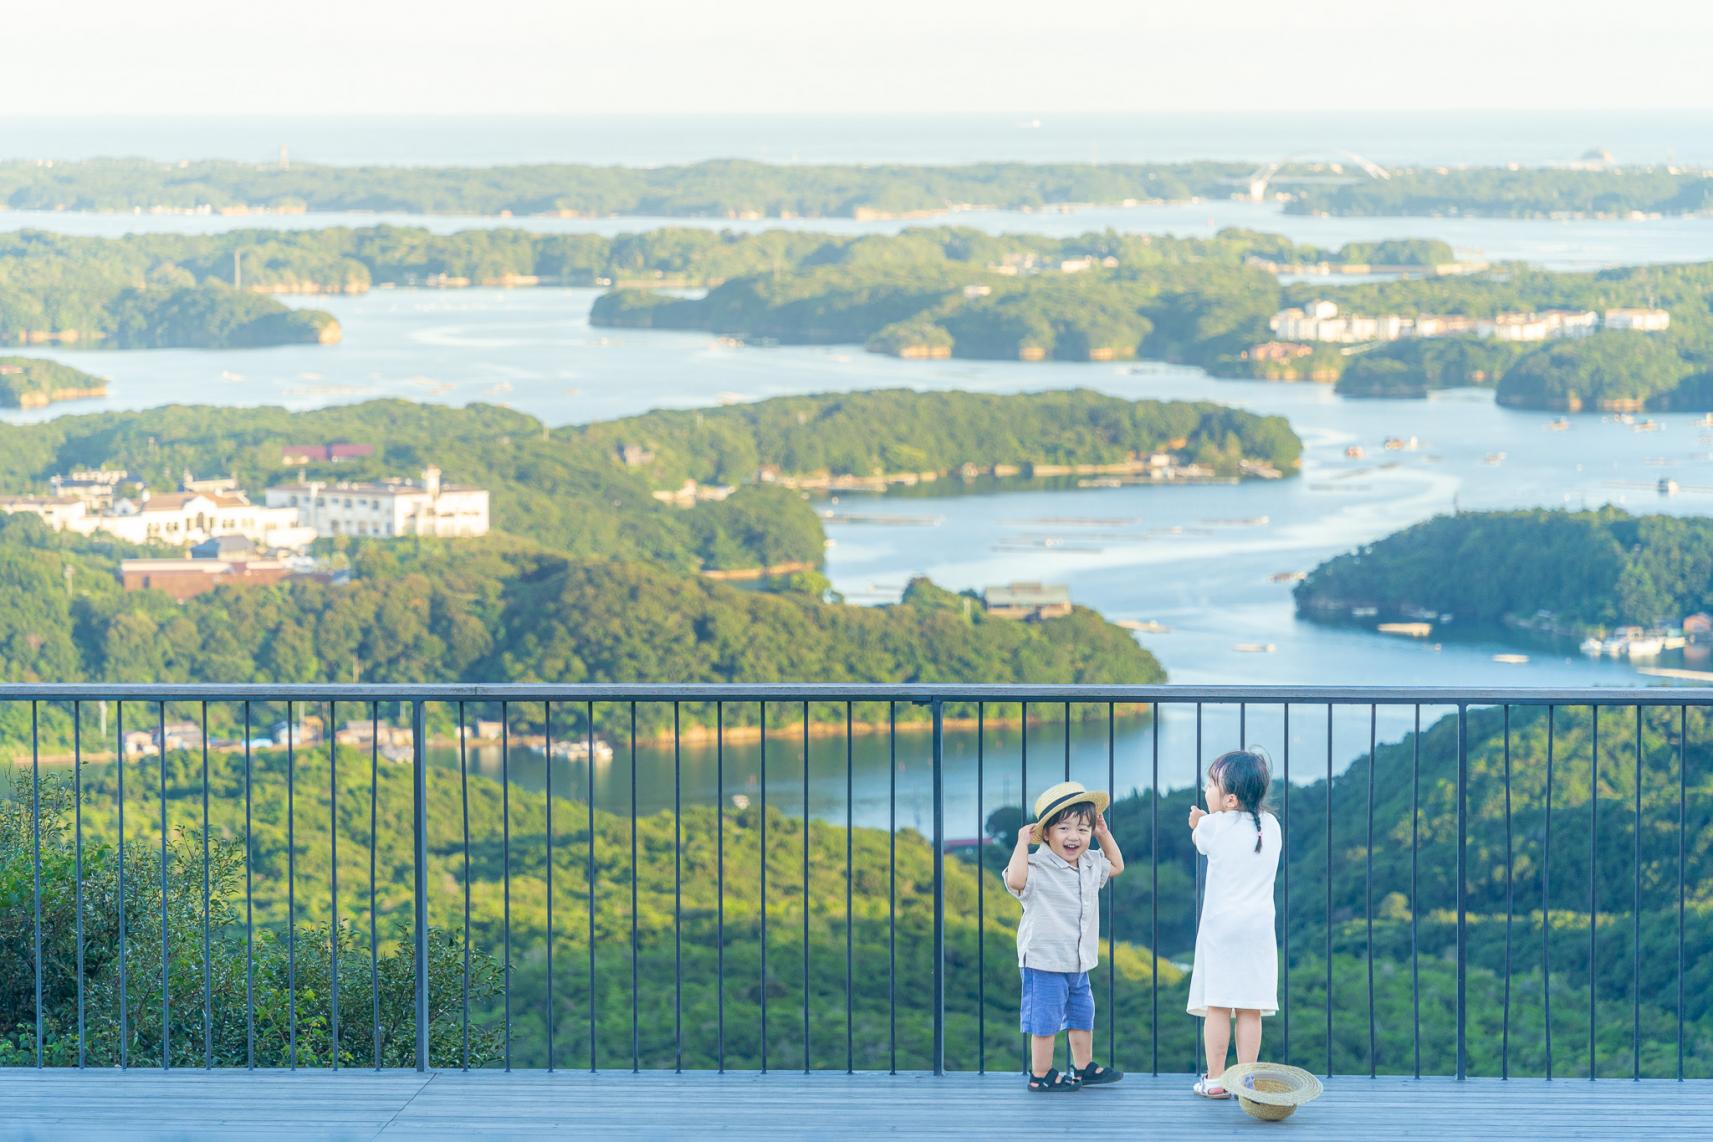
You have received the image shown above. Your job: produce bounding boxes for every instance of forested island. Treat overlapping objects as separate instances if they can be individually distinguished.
[5,693,1705,1074]
[0,231,340,349]
[1285,165,1713,219]
[0,356,108,408]
[1293,508,1713,633]
[5,157,1710,222]
[0,158,1247,218]
[575,388,1301,485]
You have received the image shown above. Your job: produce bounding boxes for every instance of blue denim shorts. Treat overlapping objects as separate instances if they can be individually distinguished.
[1019,967,1095,1035]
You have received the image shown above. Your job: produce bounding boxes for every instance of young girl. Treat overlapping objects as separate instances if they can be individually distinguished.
[1185,749,1280,1099]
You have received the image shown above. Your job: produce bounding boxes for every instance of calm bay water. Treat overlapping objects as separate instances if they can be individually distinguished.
[6,186,1711,813]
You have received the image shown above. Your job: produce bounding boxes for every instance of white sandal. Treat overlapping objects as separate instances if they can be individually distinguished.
[1193,1075,1230,1099]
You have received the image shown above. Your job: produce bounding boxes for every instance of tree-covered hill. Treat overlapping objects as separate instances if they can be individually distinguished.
[1292,508,1713,633]
[573,388,1301,485]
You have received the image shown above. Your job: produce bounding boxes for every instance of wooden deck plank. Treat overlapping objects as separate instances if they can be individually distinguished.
[0,1071,1709,1140]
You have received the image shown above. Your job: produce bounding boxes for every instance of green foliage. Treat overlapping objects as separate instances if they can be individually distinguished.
[1336,338,1527,398]
[0,357,108,408]
[573,389,1302,485]
[1496,333,1693,410]
[0,159,1260,219]
[1293,507,1713,630]
[1287,166,1713,219]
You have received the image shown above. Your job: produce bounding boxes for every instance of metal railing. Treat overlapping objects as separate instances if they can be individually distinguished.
[0,683,1706,1079]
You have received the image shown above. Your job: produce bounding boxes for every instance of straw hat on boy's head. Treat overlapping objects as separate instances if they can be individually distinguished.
[1029,781,1111,842]
[1218,1062,1324,1121]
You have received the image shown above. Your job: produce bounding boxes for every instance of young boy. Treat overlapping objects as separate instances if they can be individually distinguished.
[1004,780,1126,1092]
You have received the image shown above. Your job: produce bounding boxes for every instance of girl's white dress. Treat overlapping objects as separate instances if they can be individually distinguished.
[1186,809,1281,1017]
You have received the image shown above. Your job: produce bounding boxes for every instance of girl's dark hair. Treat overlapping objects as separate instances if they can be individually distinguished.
[1043,802,1096,832]
[1209,748,1271,853]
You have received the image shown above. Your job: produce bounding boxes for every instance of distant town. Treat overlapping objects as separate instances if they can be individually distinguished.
[1268,300,1671,344]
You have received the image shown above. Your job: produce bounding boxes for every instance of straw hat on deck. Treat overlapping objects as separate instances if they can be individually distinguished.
[1218,1062,1324,1121]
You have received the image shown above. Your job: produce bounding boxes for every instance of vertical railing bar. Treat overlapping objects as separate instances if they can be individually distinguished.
[244,702,254,1071]
[1503,705,1513,1080]
[201,700,212,1070]
[1194,699,1204,1078]
[1677,703,1686,1083]
[845,701,854,1075]
[760,701,769,1074]
[159,699,169,1070]
[1326,703,1333,1078]
[803,701,812,1073]
[458,700,471,1071]
[1150,702,1159,1077]
[75,701,86,1070]
[1590,704,1599,1081]
[629,701,639,1073]
[545,700,555,1073]
[931,697,946,1077]
[976,702,985,1074]
[1106,702,1116,1067]
[411,699,430,1072]
[675,702,683,1073]
[1282,702,1291,1066]
[1456,703,1468,1081]
[287,701,297,1070]
[502,703,513,1072]
[370,702,380,1071]
[32,701,42,1070]
[1020,698,1028,1075]
[1063,699,1071,781]
[1366,704,1376,1079]
[1545,705,1555,1081]
[1412,704,1421,1079]
[330,700,340,1072]
[586,701,597,1073]
[118,700,127,1070]
[716,701,725,1073]
[1632,705,1641,1082]
[889,700,897,1075]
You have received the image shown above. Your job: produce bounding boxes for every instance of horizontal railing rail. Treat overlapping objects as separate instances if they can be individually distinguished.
[0,684,1705,1081]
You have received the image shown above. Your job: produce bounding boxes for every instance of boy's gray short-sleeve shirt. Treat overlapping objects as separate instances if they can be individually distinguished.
[1007,846,1110,972]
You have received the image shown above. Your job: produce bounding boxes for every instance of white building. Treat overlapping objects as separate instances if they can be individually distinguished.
[1271,301,1600,344]
[1604,308,1672,332]
[265,466,490,539]
[0,490,314,549]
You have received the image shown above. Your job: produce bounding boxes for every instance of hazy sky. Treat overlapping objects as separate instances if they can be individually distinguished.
[8,1,1713,116]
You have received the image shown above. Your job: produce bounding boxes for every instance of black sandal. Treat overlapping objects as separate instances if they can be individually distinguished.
[1028,1067,1079,1092]
[1077,1060,1124,1086]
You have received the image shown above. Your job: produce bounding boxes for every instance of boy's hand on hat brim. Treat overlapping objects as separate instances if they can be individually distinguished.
[1018,823,1038,847]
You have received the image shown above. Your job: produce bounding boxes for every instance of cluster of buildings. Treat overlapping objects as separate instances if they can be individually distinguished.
[1268,300,1671,345]
[0,456,490,601]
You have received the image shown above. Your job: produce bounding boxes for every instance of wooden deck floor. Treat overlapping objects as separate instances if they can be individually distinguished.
[2,1070,1710,1139]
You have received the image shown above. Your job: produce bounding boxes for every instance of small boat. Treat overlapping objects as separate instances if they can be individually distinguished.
[1493,653,1530,665]
[1344,445,1366,459]
[1351,606,1379,618]
[1269,570,1307,583]
[1634,419,1662,432]
[1382,435,1419,451]
[1627,637,1665,658]
[220,370,244,382]
[1547,418,1571,431]
[1233,643,1277,653]
[1659,478,1680,495]
[1377,622,1433,637]
[1117,619,1170,633]
[1484,452,1506,465]
[1580,637,1604,656]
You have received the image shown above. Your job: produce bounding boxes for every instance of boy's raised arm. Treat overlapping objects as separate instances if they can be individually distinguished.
[1094,810,1125,877]
[1004,823,1034,893]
